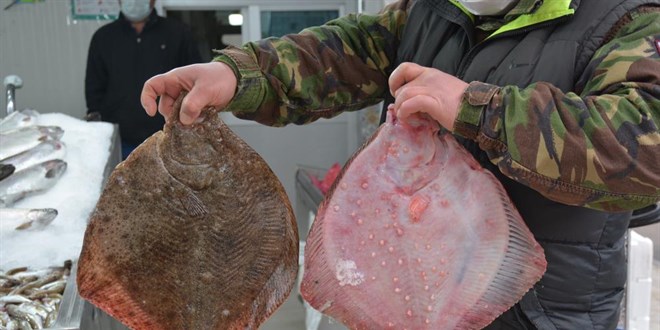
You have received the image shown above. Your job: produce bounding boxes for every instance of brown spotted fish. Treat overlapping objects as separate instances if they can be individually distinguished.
[77,95,298,330]
[301,110,546,329]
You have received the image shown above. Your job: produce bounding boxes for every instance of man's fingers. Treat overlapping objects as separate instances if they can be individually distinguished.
[389,62,425,96]
[179,87,211,125]
[141,73,181,116]
[158,94,176,119]
[397,94,434,122]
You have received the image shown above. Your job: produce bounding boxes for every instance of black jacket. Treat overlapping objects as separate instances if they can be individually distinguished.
[388,0,658,328]
[85,10,201,145]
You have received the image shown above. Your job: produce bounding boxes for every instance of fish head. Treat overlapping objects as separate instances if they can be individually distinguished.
[40,126,64,140]
[43,159,67,179]
[159,97,226,191]
[379,109,447,193]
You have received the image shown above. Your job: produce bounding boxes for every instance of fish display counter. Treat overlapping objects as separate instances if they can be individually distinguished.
[0,110,125,329]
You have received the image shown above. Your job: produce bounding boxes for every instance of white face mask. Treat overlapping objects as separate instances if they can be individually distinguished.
[457,0,520,16]
[121,0,152,22]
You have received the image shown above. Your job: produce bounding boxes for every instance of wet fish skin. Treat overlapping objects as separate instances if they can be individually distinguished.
[0,164,15,181]
[1,140,66,173]
[0,110,39,134]
[0,208,58,231]
[301,111,546,329]
[78,95,298,330]
[0,126,64,161]
[0,160,67,207]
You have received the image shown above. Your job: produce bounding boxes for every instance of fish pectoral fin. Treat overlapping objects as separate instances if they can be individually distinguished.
[178,189,208,218]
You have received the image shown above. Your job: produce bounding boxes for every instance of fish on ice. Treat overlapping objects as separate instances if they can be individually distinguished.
[0,160,67,207]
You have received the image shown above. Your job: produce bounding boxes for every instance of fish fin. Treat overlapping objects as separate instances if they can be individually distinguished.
[455,172,547,328]
[15,221,33,230]
[178,188,208,218]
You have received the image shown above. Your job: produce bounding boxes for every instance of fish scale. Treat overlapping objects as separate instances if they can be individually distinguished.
[301,110,546,329]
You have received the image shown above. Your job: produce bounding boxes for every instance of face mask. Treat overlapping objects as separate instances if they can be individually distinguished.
[457,0,520,16]
[121,0,152,22]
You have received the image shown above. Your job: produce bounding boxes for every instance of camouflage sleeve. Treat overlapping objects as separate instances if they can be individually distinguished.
[214,1,411,127]
[453,9,660,212]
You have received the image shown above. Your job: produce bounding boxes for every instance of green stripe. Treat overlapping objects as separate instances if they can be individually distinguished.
[448,0,475,22]
[487,0,574,38]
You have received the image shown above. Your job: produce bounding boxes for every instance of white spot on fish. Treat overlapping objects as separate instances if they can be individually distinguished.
[357,218,363,225]
[425,244,431,250]
[356,199,363,206]
[406,309,413,317]
[361,182,369,189]
[394,287,401,293]
[368,233,374,240]
[381,261,387,266]
[425,319,430,324]
[341,183,348,190]
[371,252,376,257]
[427,305,433,312]
[393,277,399,282]
[404,295,410,301]
[335,259,364,287]
[379,240,386,246]
[333,205,340,212]
[388,246,394,253]
[222,309,230,316]
[398,258,404,265]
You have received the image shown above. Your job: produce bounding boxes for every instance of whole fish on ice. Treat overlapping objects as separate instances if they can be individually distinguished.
[0,208,58,231]
[1,140,66,172]
[0,109,39,133]
[0,126,64,161]
[301,110,546,329]
[77,94,298,330]
[0,160,67,207]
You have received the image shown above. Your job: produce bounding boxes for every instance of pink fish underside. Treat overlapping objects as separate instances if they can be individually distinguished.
[301,111,547,330]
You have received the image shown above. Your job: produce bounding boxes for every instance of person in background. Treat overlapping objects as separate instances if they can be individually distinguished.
[85,0,201,159]
[140,0,660,328]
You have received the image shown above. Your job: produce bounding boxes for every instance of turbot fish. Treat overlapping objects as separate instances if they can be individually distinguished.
[77,94,298,330]
[0,208,58,231]
[0,126,64,161]
[0,160,67,207]
[0,109,39,133]
[1,140,66,172]
[301,110,547,329]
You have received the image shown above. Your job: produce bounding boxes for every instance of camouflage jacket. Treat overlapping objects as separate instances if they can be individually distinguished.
[215,0,660,212]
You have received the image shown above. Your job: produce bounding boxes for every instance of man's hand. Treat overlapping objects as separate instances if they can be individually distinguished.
[389,62,469,131]
[141,62,237,125]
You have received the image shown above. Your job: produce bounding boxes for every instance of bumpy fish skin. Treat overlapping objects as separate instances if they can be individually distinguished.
[301,111,546,329]
[77,96,299,330]
[0,160,67,207]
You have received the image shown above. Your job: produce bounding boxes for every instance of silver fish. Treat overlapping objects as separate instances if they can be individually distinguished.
[0,160,67,207]
[5,305,43,329]
[0,164,15,181]
[0,110,39,134]
[0,126,64,161]
[1,141,66,173]
[6,319,19,330]
[0,208,58,231]
[0,295,32,305]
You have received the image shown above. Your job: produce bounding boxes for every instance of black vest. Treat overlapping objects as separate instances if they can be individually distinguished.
[385,0,659,328]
